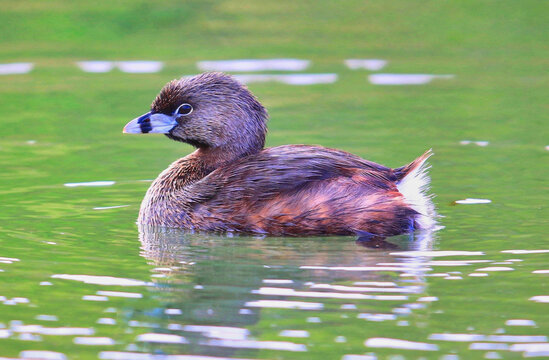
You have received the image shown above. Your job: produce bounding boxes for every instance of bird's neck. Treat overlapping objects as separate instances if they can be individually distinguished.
[159,145,260,190]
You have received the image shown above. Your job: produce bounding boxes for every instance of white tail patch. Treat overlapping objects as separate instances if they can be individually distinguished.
[396,152,436,230]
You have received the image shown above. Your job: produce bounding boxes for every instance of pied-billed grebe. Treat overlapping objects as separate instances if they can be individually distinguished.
[124,72,436,237]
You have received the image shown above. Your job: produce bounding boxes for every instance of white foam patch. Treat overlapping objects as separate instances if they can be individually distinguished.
[344,59,387,71]
[77,61,115,73]
[0,62,34,75]
[396,151,435,229]
[117,61,164,73]
[244,300,323,310]
[35,315,58,321]
[429,333,486,342]
[364,337,438,351]
[233,73,337,85]
[19,350,67,360]
[97,291,142,298]
[201,338,307,352]
[530,295,549,303]
[197,59,310,72]
[391,251,484,257]
[52,274,150,286]
[278,330,309,338]
[506,319,536,326]
[136,333,188,344]
[74,336,115,345]
[369,74,454,85]
[475,267,514,272]
[64,181,115,187]
[455,198,492,204]
[182,325,249,340]
[502,249,549,254]
[93,205,130,210]
[533,270,549,274]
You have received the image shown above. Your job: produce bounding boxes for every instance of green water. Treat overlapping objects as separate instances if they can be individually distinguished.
[1,1,548,359]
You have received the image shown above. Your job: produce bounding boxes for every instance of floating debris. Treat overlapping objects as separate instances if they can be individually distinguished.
[533,270,549,274]
[365,337,439,351]
[197,59,310,72]
[0,62,34,75]
[454,198,492,205]
[369,74,454,85]
[345,59,387,71]
[64,181,115,187]
[233,73,337,85]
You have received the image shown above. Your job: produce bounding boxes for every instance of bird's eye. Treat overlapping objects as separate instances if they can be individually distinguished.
[176,103,193,116]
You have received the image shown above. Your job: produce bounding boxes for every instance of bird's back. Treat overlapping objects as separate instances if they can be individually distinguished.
[175,145,426,236]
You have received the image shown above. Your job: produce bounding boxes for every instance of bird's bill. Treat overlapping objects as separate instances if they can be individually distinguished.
[123,112,178,134]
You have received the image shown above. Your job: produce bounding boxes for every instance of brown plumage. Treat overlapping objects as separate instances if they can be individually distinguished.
[124,72,435,237]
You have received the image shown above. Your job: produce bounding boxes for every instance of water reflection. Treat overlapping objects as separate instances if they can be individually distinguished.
[135,225,437,357]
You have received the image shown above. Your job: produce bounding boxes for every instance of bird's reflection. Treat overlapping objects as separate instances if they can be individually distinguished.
[135,224,437,356]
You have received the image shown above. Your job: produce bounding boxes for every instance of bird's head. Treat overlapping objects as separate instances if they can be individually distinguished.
[124,72,268,156]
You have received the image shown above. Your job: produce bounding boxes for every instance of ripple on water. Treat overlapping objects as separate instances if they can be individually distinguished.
[64,181,115,187]
[19,350,67,360]
[52,274,151,286]
[244,300,323,310]
[364,337,439,351]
